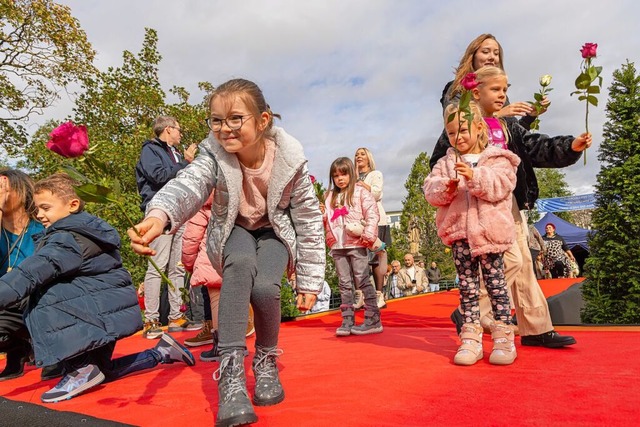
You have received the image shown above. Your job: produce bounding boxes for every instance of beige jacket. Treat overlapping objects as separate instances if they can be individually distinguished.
[397,266,428,296]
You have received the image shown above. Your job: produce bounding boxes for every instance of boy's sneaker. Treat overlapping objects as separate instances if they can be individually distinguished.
[183,319,203,331]
[200,330,248,362]
[167,316,189,332]
[142,320,163,339]
[154,333,196,366]
[41,364,105,403]
[184,320,213,347]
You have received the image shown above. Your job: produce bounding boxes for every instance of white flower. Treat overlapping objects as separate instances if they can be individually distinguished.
[539,74,552,87]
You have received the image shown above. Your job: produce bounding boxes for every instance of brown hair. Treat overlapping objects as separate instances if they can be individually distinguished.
[327,157,356,209]
[34,173,85,212]
[208,79,281,137]
[0,169,38,219]
[449,34,505,101]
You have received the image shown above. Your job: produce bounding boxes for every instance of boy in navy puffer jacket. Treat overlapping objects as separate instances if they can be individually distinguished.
[0,173,196,403]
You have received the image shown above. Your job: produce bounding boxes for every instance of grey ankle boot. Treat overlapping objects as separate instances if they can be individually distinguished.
[336,305,355,336]
[214,349,257,427]
[350,309,383,335]
[252,346,284,406]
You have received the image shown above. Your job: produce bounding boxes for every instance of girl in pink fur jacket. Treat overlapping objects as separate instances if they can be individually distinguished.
[424,102,520,366]
[324,157,382,337]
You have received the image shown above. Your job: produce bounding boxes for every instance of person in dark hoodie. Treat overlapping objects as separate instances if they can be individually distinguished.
[0,173,195,403]
[135,115,199,338]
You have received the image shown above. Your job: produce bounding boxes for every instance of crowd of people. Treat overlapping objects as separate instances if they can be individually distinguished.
[0,32,591,426]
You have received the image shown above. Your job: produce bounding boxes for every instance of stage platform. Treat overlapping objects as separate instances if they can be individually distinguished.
[1,279,638,426]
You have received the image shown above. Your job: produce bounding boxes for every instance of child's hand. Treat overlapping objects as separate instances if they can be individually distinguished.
[128,217,165,255]
[496,102,533,118]
[296,292,317,311]
[445,178,459,193]
[454,162,473,180]
[571,132,592,152]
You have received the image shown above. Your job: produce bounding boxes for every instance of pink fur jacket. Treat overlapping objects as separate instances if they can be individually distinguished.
[324,185,380,251]
[181,192,222,288]
[423,146,520,256]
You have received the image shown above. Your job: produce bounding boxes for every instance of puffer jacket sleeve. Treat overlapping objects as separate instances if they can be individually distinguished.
[0,232,83,309]
[424,152,458,207]
[182,208,208,273]
[359,187,380,245]
[147,139,218,233]
[288,165,326,295]
[466,150,520,203]
[509,120,581,168]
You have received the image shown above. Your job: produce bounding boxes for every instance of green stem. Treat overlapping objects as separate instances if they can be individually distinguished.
[584,94,589,166]
[116,202,175,292]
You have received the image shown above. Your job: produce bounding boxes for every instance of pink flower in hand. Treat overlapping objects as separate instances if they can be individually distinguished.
[461,73,479,90]
[580,43,598,59]
[310,175,316,184]
[46,121,89,158]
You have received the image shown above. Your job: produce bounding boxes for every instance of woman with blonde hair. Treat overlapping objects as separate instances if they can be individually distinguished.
[354,147,391,309]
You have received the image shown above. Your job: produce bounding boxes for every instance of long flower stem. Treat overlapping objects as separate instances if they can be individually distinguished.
[584,99,589,165]
[116,202,175,292]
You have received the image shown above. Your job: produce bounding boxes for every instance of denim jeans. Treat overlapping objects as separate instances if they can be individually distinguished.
[63,342,161,382]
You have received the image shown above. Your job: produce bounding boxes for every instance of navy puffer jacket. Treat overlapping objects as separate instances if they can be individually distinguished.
[0,212,142,366]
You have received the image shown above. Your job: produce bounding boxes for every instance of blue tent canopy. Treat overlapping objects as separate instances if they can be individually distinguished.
[534,212,593,250]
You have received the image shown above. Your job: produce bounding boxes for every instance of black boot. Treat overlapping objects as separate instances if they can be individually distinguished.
[0,339,30,381]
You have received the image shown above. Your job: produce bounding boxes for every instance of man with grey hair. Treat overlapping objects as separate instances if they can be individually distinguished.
[135,116,198,339]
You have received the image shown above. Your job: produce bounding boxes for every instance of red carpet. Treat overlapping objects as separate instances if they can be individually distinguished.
[2,279,639,426]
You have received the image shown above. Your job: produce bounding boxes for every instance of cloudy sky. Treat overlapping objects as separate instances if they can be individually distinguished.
[45,0,640,212]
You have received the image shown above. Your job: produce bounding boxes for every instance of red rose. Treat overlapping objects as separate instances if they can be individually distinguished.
[461,73,479,90]
[46,121,89,158]
[580,43,598,59]
[310,175,316,184]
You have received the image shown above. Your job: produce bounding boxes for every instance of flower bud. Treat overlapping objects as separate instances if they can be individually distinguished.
[461,73,479,90]
[539,74,552,87]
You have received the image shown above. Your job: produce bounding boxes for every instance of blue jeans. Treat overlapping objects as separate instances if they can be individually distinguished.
[63,342,162,382]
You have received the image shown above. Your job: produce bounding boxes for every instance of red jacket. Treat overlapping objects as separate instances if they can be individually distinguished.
[423,146,520,256]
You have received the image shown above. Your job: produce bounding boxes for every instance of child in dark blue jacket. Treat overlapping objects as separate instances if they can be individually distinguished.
[0,173,195,403]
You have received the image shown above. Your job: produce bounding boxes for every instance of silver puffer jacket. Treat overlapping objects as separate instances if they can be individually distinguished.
[147,127,326,294]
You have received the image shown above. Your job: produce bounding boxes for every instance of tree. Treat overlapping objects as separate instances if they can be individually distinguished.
[393,152,455,278]
[526,168,572,223]
[0,0,96,148]
[18,28,211,284]
[583,61,640,324]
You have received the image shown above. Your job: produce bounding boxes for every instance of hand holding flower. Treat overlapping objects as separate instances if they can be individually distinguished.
[454,162,474,180]
[445,178,459,194]
[128,217,165,256]
[570,132,593,152]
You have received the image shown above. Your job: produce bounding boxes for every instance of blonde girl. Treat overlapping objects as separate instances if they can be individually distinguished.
[424,102,520,366]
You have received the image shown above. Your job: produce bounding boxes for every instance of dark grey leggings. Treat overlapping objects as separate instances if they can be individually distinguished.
[219,226,288,351]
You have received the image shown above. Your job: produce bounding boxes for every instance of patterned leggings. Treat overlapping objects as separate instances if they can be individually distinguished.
[452,240,511,325]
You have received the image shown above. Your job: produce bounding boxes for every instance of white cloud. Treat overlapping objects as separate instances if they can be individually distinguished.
[43,0,640,211]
